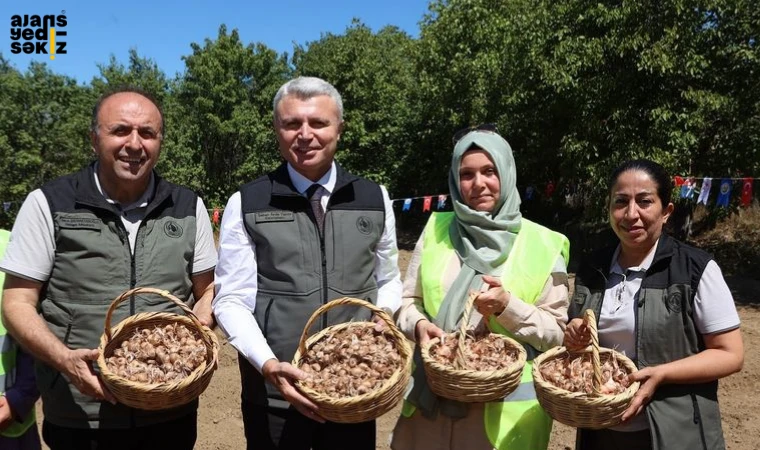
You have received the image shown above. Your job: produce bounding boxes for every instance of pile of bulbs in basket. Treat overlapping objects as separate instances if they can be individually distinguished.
[104,323,207,384]
[539,353,631,395]
[430,332,520,371]
[297,324,403,398]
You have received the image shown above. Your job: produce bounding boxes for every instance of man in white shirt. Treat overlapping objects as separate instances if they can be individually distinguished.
[213,76,402,450]
[0,88,217,449]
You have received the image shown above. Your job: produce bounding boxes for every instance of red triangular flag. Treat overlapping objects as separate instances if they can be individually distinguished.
[740,178,753,207]
[422,196,432,212]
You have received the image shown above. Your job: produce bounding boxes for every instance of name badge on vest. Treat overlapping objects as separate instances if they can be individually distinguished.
[255,211,295,223]
[58,216,102,230]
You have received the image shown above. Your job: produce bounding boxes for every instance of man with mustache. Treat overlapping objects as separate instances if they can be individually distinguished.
[213,76,402,450]
[0,87,217,449]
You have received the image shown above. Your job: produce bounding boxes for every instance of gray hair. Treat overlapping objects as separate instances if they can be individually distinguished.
[272,76,344,121]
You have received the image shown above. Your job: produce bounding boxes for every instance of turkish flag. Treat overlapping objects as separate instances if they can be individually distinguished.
[740,178,753,207]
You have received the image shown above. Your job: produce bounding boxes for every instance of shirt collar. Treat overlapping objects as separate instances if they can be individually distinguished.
[93,162,154,211]
[287,162,336,195]
[609,240,659,275]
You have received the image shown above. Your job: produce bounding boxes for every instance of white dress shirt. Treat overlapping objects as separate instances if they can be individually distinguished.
[213,162,402,372]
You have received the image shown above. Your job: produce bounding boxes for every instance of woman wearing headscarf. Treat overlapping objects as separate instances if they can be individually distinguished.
[391,127,570,450]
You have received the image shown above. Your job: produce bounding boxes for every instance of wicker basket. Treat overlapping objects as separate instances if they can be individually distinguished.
[292,297,413,423]
[96,287,219,410]
[532,309,640,429]
[420,293,527,402]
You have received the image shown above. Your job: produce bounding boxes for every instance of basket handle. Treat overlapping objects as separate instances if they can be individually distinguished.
[296,297,394,358]
[583,309,603,395]
[103,287,204,343]
[453,291,478,370]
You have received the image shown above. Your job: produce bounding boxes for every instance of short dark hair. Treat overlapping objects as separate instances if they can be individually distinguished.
[609,159,672,204]
[90,86,165,138]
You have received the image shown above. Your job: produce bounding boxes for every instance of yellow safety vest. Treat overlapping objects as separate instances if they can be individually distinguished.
[0,229,37,438]
[402,213,569,450]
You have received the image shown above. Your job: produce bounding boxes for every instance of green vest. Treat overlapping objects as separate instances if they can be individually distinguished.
[404,213,569,450]
[0,229,37,437]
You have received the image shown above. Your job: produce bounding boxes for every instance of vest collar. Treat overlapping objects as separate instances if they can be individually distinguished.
[73,161,173,217]
[645,233,675,275]
[587,233,675,284]
[270,162,359,198]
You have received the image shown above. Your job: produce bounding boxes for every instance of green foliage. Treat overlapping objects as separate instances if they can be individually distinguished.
[91,49,170,103]
[170,25,291,207]
[0,57,92,227]
[0,1,758,226]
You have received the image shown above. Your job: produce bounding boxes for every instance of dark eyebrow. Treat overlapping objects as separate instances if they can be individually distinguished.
[107,123,158,133]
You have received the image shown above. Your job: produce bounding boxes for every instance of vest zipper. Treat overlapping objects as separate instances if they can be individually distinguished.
[116,220,137,427]
[115,224,137,313]
[308,195,329,330]
[320,227,328,330]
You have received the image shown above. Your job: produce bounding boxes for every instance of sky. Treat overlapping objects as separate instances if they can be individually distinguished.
[1,0,432,83]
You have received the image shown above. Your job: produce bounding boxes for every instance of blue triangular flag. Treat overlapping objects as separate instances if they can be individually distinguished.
[716,179,732,208]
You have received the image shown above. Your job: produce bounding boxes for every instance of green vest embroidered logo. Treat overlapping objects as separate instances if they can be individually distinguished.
[163,220,183,238]
[356,216,373,235]
[0,229,37,438]
[408,212,569,450]
[667,291,683,313]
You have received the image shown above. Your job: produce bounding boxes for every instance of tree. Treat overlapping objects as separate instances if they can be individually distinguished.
[0,57,91,227]
[416,0,760,217]
[91,49,170,102]
[171,25,291,207]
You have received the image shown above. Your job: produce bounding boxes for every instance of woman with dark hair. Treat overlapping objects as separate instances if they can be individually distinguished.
[391,126,570,450]
[565,159,744,450]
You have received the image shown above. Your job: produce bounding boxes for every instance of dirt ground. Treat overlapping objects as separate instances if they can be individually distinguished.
[35,251,760,449]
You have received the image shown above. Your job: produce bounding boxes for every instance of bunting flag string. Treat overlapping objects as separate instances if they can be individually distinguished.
[1,175,758,219]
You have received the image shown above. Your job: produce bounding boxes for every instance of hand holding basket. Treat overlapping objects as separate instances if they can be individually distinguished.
[532,309,640,429]
[420,292,527,402]
[96,287,219,410]
[291,297,413,423]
